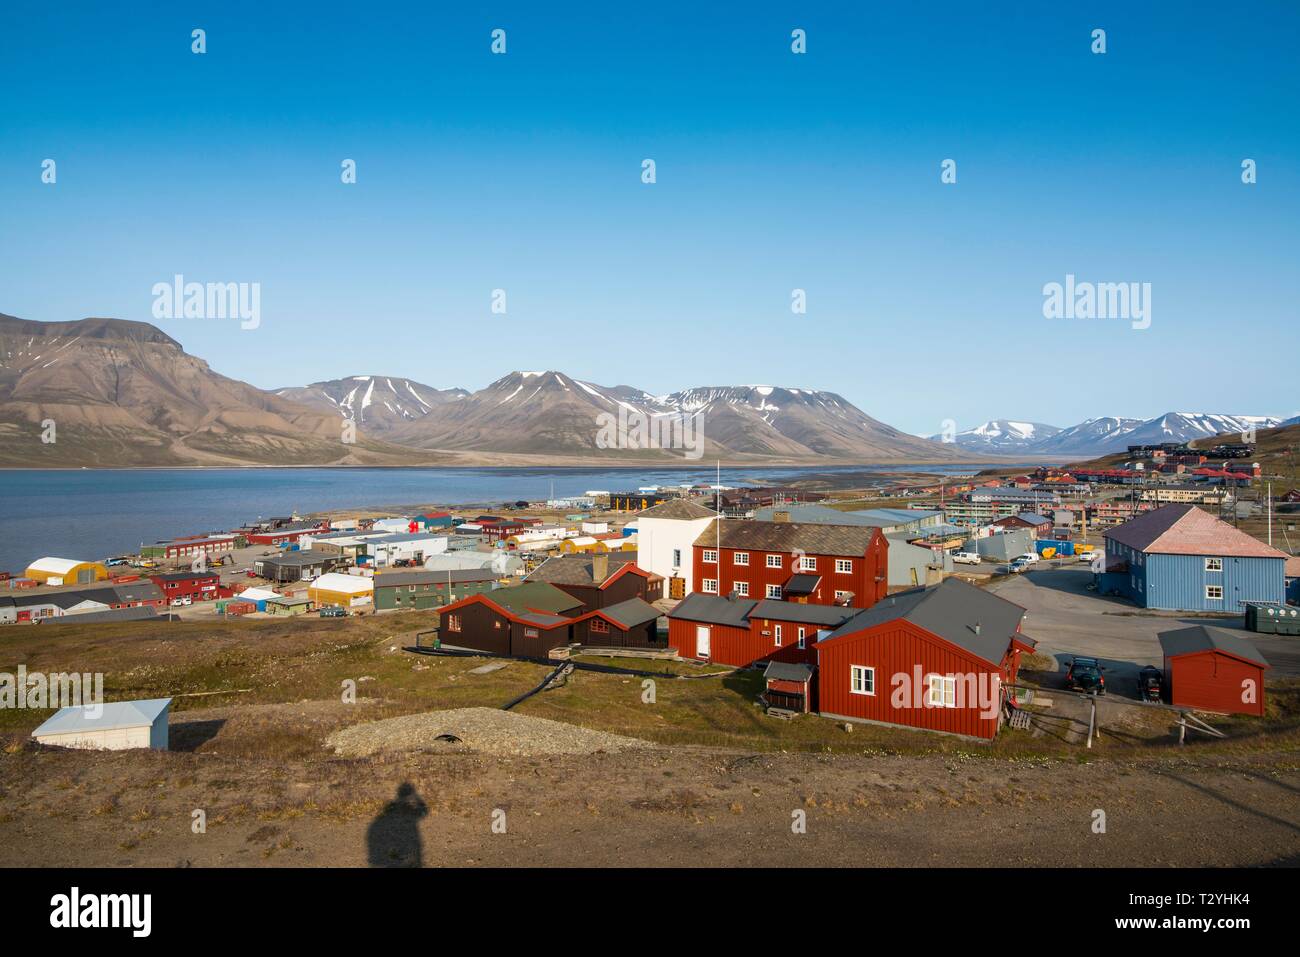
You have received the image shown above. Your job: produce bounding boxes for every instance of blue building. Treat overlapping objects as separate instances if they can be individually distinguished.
[1101,504,1287,612]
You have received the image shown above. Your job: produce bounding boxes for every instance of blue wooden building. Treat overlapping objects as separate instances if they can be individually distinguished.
[1101,504,1288,612]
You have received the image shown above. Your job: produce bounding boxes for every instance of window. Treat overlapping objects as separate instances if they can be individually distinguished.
[672,548,681,569]
[927,675,957,708]
[834,590,851,603]
[590,617,609,634]
[735,581,749,597]
[523,627,539,638]
[1205,557,1223,572]
[447,614,461,633]
[1206,585,1224,601]
[733,551,749,565]
[766,584,782,599]
[774,625,783,647]
[797,627,806,649]
[409,584,416,592]
[835,559,852,574]
[703,549,718,564]
[766,554,783,568]
[703,578,718,594]
[851,665,875,696]
[800,556,817,572]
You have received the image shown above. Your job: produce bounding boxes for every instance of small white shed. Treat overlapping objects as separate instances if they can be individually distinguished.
[31,698,171,751]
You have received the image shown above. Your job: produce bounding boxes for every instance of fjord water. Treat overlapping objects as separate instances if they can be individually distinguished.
[0,465,999,573]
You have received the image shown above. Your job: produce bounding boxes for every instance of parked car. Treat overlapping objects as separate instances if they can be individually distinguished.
[1077,550,1096,562]
[1065,655,1106,695]
[318,607,347,618]
[1015,552,1040,565]
[1137,665,1163,702]
[951,552,981,565]
[1008,558,1031,573]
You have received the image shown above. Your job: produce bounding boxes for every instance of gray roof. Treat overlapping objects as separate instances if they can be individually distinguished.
[751,503,881,526]
[42,606,170,625]
[822,578,1029,665]
[374,568,498,588]
[1158,625,1269,667]
[11,580,162,610]
[749,600,859,627]
[31,698,170,737]
[526,552,642,587]
[667,592,758,628]
[259,550,337,567]
[595,597,661,629]
[763,661,814,682]
[637,499,717,520]
[783,573,822,596]
[847,508,944,526]
[693,520,880,557]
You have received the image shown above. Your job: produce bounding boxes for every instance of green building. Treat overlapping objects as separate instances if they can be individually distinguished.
[373,568,502,611]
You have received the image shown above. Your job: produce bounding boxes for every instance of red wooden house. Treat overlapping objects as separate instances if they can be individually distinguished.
[815,579,1037,740]
[691,520,887,607]
[1158,625,1269,716]
[667,593,860,665]
[149,571,222,603]
[524,552,663,612]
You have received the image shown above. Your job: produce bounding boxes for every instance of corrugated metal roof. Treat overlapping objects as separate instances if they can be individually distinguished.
[31,698,170,737]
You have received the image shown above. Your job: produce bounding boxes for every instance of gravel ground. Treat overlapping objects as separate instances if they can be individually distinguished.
[326,707,655,758]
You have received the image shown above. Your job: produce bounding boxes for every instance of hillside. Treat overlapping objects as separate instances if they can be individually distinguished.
[275,376,468,437]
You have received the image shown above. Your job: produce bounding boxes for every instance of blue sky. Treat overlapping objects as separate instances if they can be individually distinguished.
[2,1,1297,435]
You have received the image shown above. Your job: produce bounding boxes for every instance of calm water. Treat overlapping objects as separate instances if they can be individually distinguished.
[0,464,1010,573]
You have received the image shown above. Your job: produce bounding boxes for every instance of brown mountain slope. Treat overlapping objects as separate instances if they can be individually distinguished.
[0,314,441,467]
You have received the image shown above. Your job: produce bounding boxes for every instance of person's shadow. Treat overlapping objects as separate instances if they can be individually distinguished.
[367,783,428,867]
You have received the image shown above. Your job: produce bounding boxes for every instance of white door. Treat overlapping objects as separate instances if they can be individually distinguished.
[696,625,711,658]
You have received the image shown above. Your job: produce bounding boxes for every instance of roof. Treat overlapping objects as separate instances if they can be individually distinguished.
[667,592,758,627]
[749,600,860,627]
[31,698,171,737]
[636,499,717,520]
[374,568,498,587]
[152,570,220,581]
[764,661,814,683]
[847,508,944,527]
[783,573,822,596]
[593,597,661,629]
[1286,556,1300,578]
[525,552,642,587]
[258,550,337,566]
[267,595,313,606]
[489,581,584,615]
[821,578,1028,666]
[1106,504,1288,559]
[308,573,374,594]
[25,557,94,575]
[1158,625,1270,668]
[234,587,280,602]
[42,606,169,625]
[751,503,880,526]
[692,520,880,557]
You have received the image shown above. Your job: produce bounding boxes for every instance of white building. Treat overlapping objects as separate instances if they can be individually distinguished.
[31,698,171,751]
[632,499,717,600]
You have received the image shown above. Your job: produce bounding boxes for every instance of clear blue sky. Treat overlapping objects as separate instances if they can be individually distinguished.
[2,1,1297,435]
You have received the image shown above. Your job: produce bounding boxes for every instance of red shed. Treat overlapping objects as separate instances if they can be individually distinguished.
[1158,625,1269,716]
[815,579,1036,740]
[667,593,756,660]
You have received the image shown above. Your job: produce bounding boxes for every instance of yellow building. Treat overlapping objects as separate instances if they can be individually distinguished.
[559,536,608,554]
[307,572,374,608]
[24,557,109,586]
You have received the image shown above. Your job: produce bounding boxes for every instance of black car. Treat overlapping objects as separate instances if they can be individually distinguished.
[1065,656,1106,695]
[1137,665,1163,702]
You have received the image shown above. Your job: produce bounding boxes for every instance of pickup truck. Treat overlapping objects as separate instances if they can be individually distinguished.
[951,552,981,565]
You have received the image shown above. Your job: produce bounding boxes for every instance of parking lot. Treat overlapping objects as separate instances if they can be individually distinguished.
[986,563,1300,697]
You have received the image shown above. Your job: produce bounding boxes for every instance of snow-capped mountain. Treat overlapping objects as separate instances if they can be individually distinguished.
[1028,417,1146,456]
[926,419,1061,453]
[386,372,968,460]
[275,375,468,436]
[1116,413,1282,449]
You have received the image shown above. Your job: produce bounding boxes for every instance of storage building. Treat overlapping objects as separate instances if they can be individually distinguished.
[308,573,375,609]
[31,698,171,751]
[23,558,108,586]
[1158,624,1269,716]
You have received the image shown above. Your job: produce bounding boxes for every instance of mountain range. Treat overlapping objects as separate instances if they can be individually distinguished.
[0,314,969,467]
[932,413,1284,457]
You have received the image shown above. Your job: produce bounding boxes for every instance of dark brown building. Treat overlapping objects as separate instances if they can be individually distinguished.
[525,552,663,612]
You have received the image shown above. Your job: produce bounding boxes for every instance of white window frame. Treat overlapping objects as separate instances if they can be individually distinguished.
[672,548,681,569]
[766,554,783,568]
[702,578,718,594]
[927,674,957,708]
[797,627,806,649]
[850,665,875,696]
[835,559,852,575]
[1204,557,1223,572]
[702,549,718,564]
[765,584,782,599]
[733,551,749,566]
[800,556,817,572]
[735,581,749,597]
[774,624,783,647]
[1205,584,1223,601]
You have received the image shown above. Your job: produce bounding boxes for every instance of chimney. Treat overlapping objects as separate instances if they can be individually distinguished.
[772,510,790,523]
[592,552,609,584]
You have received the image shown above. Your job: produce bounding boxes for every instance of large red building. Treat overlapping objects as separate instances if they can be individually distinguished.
[149,571,223,603]
[667,594,861,666]
[815,578,1036,740]
[690,520,887,607]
